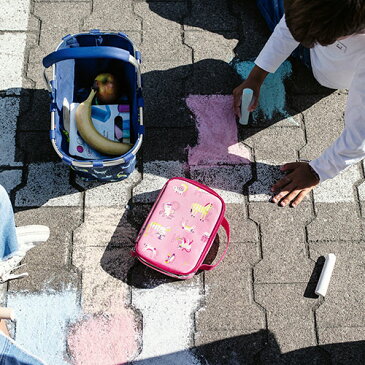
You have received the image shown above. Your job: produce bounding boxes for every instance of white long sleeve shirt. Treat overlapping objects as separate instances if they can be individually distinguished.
[255,16,365,181]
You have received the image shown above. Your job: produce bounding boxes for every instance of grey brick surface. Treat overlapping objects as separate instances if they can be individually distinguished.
[195,242,264,332]
[194,329,266,365]
[310,242,365,328]
[224,203,259,244]
[298,92,346,161]
[14,207,83,267]
[190,165,252,204]
[183,0,238,33]
[250,203,314,283]
[27,2,91,87]
[8,267,79,293]
[307,203,363,242]
[244,127,306,163]
[82,0,141,32]
[255,283,325,364]
[135,1,191,64]
[318,327,365,364]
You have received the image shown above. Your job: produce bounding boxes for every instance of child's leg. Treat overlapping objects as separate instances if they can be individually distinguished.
[0,185,19,260]
[256,0,311,68]
[256,0,284,32]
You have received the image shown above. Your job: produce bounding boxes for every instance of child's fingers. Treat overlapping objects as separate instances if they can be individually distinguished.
[277,188,299,207]
[233,94,241,117]
[248,95,258,112]
[291,190,308,207]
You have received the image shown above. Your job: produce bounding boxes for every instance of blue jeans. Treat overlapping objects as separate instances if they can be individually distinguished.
[256,0,312,68]
[0,333,46,365]
[0,186,19,260]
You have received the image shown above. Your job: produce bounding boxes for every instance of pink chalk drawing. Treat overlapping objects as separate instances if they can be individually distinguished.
[67,312,139,365]
[186,95,251,166]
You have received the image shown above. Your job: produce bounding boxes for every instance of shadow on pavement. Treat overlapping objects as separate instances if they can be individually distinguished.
[127,328,364,364]
[6,0,333,206]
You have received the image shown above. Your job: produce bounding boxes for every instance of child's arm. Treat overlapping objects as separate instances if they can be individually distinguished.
[234,16,300,115]
[309,57,365,181]
[271,57,365,207]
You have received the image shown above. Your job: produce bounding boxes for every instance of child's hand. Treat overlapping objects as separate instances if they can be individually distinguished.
[232,65,268,117]
[270,162,320,207]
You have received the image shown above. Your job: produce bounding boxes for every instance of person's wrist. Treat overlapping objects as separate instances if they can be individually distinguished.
[308,164,320,182]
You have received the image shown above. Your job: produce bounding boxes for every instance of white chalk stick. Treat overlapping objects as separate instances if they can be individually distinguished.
[315,253,336,297]
[238,88,253,125]
[0,307,15,320]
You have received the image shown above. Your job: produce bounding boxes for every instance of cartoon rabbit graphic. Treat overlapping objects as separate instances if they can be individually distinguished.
[159,202,175,219]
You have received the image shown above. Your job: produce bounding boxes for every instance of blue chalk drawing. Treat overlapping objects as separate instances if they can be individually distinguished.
[7,290,81,365]
[231,59,295,122]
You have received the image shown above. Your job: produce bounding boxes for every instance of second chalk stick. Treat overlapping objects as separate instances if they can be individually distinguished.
[315,253,336,297]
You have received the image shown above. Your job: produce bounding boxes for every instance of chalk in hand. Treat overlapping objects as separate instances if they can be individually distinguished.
[239,88,254,125]
[315,253,336,297]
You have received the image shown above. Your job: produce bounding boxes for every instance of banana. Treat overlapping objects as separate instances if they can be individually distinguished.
[75,89,132,156]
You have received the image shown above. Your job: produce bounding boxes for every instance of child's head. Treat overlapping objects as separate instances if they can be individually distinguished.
[284,0,365,47]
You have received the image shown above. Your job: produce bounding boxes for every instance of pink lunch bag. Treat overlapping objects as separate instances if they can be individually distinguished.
[132,177,230,279]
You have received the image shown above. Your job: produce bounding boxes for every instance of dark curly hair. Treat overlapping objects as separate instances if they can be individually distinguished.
[284,0,365,47]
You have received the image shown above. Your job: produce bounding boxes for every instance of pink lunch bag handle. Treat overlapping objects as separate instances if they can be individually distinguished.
[199,217,230,271]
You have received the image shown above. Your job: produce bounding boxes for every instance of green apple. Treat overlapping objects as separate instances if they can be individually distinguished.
[93,73,120,104]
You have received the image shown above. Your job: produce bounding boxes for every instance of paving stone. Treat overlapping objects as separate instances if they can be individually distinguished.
[231,0,269,60]
[0,169,23,193]
[27,2,91,87]
[76,169,141,207]
[244,127,306,163]
[73,207,132,250]
[307,203,363,242]
[255,283,325,363]
[143,127,197,162]
[0,34,27,91]
[16,131,59,164]
[15,207,83,268]
[83,0,141,32]
[73,246,133,314]
[250,203,314,283]
[196,243,264,332]
[224,204,259,244]
[0,97,22,166]
[142,64,192,128]
[15,162,82,207]
[184,30,238,63]
[135,1,191,64]
[296,92,346,161]
[8,266,79,293]
[194,329,266,365]
[133,161,185,203]
[190,165,252,204]
[0,0,30,31]
[310,241,365,328]
[313,164,361,203]
[184,0,237,33]
[318,327,365,364]
[185,59,242,95]
[17,89,50,131]
[249,161,284,202]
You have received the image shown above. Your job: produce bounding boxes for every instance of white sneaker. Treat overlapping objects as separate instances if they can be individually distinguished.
[0,225,50,283]
[15,225,50,251]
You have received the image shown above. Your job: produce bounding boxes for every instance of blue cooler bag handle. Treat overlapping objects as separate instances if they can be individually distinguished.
[42,46,141,91]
